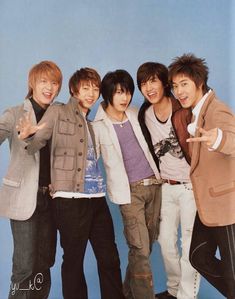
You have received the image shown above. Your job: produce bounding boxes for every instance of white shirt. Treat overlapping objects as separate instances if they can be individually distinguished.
[145,105,190,182]
[187,89,222,150]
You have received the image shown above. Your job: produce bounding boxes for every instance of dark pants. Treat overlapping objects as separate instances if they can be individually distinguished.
[190,213,235,299]
[52,196,124,299]
[9,190,57,299]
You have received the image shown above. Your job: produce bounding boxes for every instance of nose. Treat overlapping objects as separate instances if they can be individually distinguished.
[45,81,53,90]
[145,81,152,91]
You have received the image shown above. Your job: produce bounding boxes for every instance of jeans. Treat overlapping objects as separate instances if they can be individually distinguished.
[120,183,161,299]
[52,196,124,299]
[190,213,235,299]
[9,190,57,299]
[158,183,200,299]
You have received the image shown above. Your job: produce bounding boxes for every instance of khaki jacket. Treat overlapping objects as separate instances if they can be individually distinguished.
[0,99,39,220]
[27,97,95,193]
[190,91,235,226]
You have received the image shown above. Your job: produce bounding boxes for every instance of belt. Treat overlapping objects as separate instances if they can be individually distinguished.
[38,186,49,194]
[162,179,185,185]
[131,176,162,186]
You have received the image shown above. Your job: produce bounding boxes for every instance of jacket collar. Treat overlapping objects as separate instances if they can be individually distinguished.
[68,96,91,118]
[23,98,37,125]
[190,90,216,174]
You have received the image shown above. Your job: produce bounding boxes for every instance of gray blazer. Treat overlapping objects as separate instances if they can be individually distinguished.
[0,99,39,220]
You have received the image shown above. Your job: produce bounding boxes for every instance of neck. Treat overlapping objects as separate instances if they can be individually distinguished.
[153,96,172,121]
[105,105,126,122]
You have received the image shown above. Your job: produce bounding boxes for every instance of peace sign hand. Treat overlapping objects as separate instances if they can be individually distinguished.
[186,127,218,148]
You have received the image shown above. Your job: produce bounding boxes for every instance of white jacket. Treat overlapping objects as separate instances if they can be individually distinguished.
[92,103,161,204]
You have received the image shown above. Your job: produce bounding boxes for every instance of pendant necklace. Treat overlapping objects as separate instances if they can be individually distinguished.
[108,112,126,127]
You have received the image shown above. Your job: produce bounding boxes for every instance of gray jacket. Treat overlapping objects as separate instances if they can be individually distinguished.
[27,97,96,194]
[0,99,39,220]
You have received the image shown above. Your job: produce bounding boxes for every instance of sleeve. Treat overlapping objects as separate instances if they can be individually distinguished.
[26,105,58,154]
[211,104,235,156]
[0,108,15,144]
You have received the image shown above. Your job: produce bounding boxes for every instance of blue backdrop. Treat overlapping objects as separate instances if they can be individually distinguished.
[0,0,234,298]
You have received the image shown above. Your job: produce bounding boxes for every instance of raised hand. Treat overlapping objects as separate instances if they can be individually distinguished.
[16,109,45,140]
[186,127,218,148]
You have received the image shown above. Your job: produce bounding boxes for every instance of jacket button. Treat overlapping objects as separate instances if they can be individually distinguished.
[78,152,82,156]
[77,168,81,172]
[64,152,67,155]
[80,139,84,143]
[76,111,79,115]
[79,124,82,127]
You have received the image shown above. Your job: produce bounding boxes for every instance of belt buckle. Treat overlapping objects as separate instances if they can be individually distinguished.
[143,179,150,186]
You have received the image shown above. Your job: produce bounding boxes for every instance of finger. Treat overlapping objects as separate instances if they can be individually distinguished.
[37,122,46,131]
[186,136,209,143]
[198,127,207,134]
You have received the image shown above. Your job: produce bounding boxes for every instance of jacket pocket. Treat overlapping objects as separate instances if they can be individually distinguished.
[2,178,21,188]
[122,216,142,249]
[209,181,235,197]
[58,119,76,135]
[53,147,75,170]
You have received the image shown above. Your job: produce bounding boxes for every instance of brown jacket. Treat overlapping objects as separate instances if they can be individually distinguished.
[190,91,235,226]
[27,97,96,193]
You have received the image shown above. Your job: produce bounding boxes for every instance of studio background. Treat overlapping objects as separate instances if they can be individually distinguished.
[0,0,234,298]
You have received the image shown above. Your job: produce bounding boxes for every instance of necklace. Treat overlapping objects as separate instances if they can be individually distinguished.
[107,112,126,127]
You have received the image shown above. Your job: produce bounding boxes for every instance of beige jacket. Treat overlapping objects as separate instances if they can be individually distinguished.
[0,99,39,220]
[92,103,161,204]
[190,91,235,226]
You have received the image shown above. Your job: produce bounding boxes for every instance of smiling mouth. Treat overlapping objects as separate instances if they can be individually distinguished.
[43,92,53,99]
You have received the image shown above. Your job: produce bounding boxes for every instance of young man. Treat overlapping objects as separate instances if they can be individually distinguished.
[18,67,124,299]
[168,53,235,299]
[0,61,62,299]
[137,62,200,299]
[92,69,162,299]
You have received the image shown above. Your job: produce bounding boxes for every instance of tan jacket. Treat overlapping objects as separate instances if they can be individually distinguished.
[190,91,235,226]
[0,100,39,220]
[27,97,96,193]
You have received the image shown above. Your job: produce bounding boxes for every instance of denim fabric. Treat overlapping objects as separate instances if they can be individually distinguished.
[52,196,124,299]
[9,190,57,299]
[190,213,235,299]
[120,183,161,299]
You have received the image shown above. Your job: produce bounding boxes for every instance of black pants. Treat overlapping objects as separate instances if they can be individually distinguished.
[190,213,235,299]
[52,196,124,299]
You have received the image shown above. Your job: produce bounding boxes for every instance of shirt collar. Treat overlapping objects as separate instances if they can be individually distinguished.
[192,89,212,117]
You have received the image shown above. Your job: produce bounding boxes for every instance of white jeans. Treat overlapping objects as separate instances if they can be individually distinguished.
[158,183,200,299]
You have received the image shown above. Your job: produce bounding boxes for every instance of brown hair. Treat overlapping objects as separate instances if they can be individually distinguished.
[26,60,62,99]
[136,62,171,97]
[69,67,101,96]
[168,53,209,94]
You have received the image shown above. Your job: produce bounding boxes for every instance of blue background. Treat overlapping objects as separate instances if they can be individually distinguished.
[0,0,234,298]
